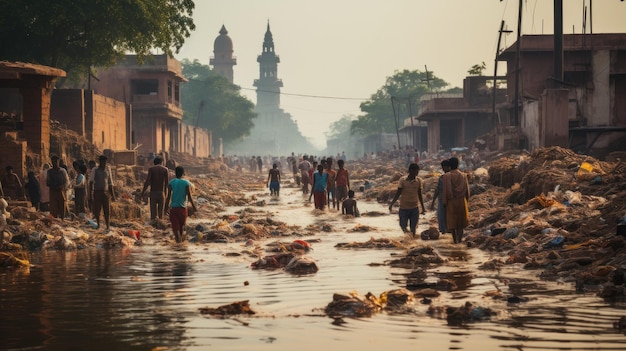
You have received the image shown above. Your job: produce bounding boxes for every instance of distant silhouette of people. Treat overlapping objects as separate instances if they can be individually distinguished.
[86,160,96,213]
[2,165,24,200]
[24,171,41,210]
[89,155,116,230]
[335,159,350,203]
[39,163,51,211]
[267,163,281,196]
[298,157,312,194]
[257,156,263,174]
[74,163,87,215]
[325,158,338,210]
[47,156,69,219]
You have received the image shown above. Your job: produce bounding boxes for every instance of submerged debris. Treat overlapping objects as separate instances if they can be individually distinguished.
[199,300,256,316]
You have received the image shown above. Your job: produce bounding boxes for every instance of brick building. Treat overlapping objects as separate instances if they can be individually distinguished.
[0,61,65,179]
[51,89,131,152]
[91,54,211,157]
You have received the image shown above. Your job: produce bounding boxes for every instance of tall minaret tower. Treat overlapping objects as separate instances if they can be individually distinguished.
[210,25,236,84]
[253,22,283,111]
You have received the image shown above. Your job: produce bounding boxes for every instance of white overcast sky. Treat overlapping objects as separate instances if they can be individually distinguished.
[175,0,626,149]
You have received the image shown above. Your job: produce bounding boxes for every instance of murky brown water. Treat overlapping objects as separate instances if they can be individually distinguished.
[2,186,626,350]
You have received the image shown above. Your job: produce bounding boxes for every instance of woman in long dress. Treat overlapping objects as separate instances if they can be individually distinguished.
[442,157,470,244]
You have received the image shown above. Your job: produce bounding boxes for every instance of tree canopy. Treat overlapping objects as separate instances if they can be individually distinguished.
[0,0,195,82]
[180,59,257,148]
[350,69,449,137]
[468,61,487,76]
[325,114,355,141]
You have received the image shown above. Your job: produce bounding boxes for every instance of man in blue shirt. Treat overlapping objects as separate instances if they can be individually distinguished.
[165,166,197,243]
[309,164,328,210]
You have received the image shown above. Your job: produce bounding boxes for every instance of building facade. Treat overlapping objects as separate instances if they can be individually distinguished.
[51,89,131,152]
[210,25,237,84]
[0,61,66,179]
[414,76,507,154]
[498,34,626,155]
[227,23,316,156]
[91,54,190,156]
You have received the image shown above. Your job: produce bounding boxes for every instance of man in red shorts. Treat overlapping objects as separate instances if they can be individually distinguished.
[165,166,197,243]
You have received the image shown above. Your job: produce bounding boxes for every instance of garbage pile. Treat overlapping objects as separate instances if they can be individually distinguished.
[460,146,626,299]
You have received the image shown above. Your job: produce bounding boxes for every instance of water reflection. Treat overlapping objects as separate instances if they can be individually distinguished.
[2,188,626,350]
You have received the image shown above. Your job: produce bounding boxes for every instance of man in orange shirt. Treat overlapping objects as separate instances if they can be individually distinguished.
[388,163,426,239]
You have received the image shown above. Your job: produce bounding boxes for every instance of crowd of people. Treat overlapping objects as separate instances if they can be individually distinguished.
[247,148,472,244]
[0,144,474,244]
[0,155,117,231]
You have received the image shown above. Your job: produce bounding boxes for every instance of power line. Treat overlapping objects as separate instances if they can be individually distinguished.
[185,76,368,101]
[239,86,367,101]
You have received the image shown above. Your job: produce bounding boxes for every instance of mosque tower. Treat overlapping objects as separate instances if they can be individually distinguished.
[210,25,236,84]
[253,22,283,111]
[226,21,316,156]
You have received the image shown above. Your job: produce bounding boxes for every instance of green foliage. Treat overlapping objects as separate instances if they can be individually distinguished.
[351,69,448,136]
[180,59,256,146]
[468,61,487,76]
[0,0,195,83]
[325,114,356,140]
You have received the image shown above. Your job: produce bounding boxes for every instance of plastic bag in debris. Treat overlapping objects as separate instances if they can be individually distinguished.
[577,161,605,181]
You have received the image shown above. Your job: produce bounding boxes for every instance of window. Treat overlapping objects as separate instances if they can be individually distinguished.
[131,79,159,95]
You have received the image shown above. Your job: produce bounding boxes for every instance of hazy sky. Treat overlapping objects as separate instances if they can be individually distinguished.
[175,0,626,149]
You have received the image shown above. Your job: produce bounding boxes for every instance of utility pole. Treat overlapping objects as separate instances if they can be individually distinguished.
[423,65,434,96]
[513,0,522,126]
[554,0,563,84]
[493,20,512,126]
[407,98,415,149]
[590,0,593,34]
[391,97,402,151]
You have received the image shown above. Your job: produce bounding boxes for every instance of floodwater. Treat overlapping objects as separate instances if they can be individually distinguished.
[2,185,626,351]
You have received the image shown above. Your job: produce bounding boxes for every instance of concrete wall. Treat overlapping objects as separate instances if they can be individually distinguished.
[21,85,51,158]
[132,113,156,154]
[591,50,611,126]
[51,90,128,152]
[182,123,212,158]
[542,89,570,148]
[51,90,85,135]
[88,91,127,151]
[521,100,541,150]
[427,119,441,155]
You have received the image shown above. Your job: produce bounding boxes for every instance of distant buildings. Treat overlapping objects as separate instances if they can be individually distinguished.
[397,33,626,158]
[412,76,507,154]
[90,54,211,158]
[497,34,626,156]
[211,23,316,156]
[210,25,237,84]
[0,61,66,178]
